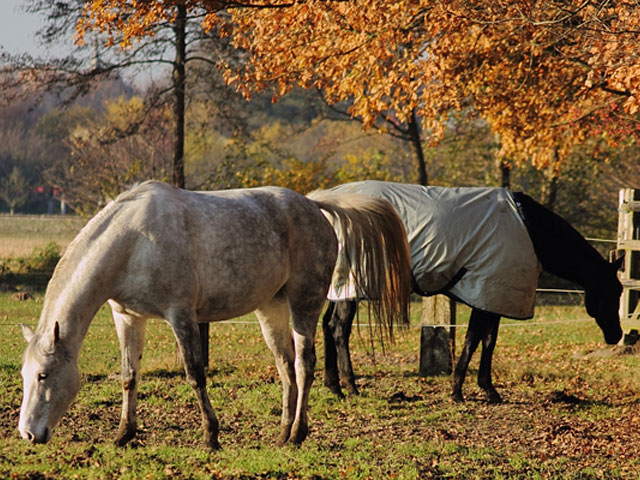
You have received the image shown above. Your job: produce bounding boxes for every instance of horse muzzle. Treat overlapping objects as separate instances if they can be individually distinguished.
[19,424,51,444]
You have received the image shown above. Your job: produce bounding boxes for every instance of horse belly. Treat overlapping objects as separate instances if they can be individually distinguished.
[194,245,291,322]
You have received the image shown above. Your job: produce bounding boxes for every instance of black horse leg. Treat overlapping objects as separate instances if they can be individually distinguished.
[451,308,485,402]
[322,302,342,397]
[477,313,502,404]
[323,300,359,397]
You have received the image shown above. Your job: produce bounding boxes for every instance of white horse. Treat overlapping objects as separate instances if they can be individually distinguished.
[19,181,410,449]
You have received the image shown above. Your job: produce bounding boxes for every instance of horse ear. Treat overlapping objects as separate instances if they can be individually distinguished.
[21,324,35,343]
[612,255,625,271]
[41,322,61,354]
[53,321,60,342]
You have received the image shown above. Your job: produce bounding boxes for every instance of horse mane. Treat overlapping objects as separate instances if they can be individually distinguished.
[512,191,607,287]
[42,182,170,320]
[62,181,170,258]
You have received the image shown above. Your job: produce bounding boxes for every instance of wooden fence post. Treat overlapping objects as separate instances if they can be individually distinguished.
[419,295,455,376]
[617,188,640,335]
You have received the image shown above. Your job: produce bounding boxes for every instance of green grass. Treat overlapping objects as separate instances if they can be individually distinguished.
[2,293,640,479]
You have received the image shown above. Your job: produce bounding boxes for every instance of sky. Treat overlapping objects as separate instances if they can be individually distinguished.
[0,0,72,58]
[0,1,162,87]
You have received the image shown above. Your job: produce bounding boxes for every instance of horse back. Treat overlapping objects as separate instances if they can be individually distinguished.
[90,182,337,321]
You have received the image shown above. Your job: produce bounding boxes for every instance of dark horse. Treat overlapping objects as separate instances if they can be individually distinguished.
[322,180,623,402]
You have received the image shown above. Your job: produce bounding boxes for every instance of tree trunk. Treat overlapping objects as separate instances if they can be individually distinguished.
[408,111,455,374]
[172,3,187,189]
[171,3,210,368]
[542,174,559,210]
[500,160,511,189]
[408,109,428,186]
[542,147,560,210]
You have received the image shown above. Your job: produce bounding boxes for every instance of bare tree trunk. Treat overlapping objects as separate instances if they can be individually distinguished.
[419,296,455,376]
[500,160,511,189]
[542,175,559,210]
[542,148,560,210]
[172,3,186,190]
[171,3,209,367]
[408,109,428,186]
[408,110,456,374]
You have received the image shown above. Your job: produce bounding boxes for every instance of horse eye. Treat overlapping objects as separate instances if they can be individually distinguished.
[37,372,48,381]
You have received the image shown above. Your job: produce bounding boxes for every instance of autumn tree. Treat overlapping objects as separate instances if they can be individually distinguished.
[0,167,31,215]
[65,1,640,196]
[1,1,245,191]
[0,111,60,213]
[222,1,640,195]
[45,97,173,215]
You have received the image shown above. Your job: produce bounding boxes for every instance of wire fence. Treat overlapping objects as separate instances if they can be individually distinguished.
[0,236,631,331]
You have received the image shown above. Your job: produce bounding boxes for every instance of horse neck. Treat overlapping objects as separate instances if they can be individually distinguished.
[38,208,129,358]
[516,193,605,291]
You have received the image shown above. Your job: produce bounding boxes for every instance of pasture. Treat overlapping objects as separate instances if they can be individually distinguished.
[2,294,640,479]
[0,214,84,258]
[1,215,640,479]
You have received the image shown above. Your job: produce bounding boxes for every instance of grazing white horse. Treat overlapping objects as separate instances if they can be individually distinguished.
[19,181,410,449]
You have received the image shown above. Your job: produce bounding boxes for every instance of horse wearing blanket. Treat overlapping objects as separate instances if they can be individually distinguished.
[322,180,623,402]
[19,181,410,448]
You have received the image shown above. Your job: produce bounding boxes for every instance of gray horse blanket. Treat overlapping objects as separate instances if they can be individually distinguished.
[328,180,541,319]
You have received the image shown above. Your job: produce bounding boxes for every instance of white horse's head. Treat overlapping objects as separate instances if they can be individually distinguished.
[19,322,81,444]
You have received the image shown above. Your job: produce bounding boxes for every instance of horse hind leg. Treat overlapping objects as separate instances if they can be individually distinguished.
[255,293,297,446]
[286,290,324,445]
[110,300,147,447]
[477,313,502,404]
[323,300,359,397]
[322,302,342,397]
[167,306,220,449]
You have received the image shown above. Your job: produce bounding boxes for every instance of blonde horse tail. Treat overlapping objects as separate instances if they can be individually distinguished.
[307,190,412,342]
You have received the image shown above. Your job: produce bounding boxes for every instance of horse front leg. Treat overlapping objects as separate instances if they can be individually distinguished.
[110,300,147,447]
[477,314,502,404]
[451,308,484,402]
[255,295,297,446]
[168,307,220,450]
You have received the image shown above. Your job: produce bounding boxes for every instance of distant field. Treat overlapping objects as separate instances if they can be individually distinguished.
[0,215,86,258]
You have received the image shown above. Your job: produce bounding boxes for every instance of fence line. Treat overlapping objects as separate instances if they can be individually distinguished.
[7,312,640,330]
[0,237,622,331]
[585,237,617,244]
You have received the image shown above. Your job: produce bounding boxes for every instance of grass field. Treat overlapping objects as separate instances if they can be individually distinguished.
[0,215,85,258]
[1,216,639,479]
[2,292,640,479]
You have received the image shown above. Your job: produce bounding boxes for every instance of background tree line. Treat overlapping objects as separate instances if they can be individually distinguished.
[0,0,639,243]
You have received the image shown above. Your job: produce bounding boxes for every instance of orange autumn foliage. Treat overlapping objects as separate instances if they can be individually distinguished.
[77,1,640,169]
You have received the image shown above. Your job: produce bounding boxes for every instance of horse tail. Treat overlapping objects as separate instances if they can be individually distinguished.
[307,190,412,341]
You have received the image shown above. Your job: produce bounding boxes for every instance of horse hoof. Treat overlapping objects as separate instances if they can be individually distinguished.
[326,384,345,399]
[345,383,359,396]
[451,392,464,403]
[205,438,221,450]
[486,392,503,404]
[288,424,308,445]
[114,426,136,447]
